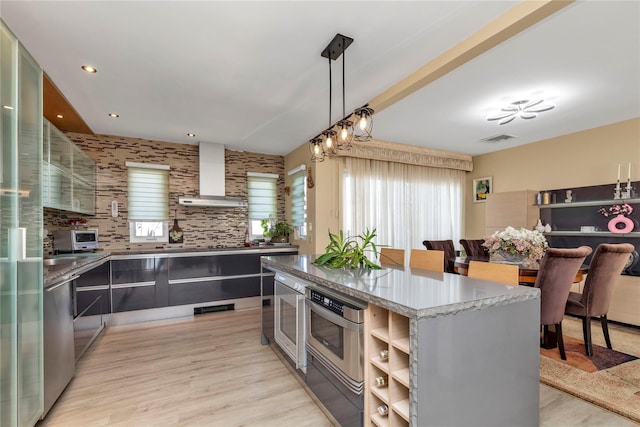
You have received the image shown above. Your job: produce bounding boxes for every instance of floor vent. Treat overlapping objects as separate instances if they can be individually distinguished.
[480,134,517,143]
[194,304,234,315]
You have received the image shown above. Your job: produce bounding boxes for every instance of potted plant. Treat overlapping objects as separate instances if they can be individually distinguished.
[314,228,382,269]
[261,217,293,243]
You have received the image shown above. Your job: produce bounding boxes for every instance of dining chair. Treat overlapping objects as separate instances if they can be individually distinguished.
[459,239,489,257]
[379,248,406,267]
[409,249,444,272]
[534,246,593,360]
[564,243,634,357]
[467,261,519,286]
[422,240,457,273]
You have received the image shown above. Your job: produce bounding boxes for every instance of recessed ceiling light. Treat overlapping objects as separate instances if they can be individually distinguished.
[56,114,64,119]
[3,105,14,110]
[187,132,196,137]
[81,65,97,73]
[108,113,119,118]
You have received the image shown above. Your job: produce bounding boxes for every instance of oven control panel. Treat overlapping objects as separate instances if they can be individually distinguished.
[309,289,345,317]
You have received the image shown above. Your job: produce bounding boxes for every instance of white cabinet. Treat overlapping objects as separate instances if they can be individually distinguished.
[43,119,95,214]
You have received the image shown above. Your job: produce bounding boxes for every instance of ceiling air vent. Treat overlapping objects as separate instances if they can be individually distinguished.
[480,134,518,143]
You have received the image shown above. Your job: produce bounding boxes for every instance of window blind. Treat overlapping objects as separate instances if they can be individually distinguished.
[247,172,278,220]
[289,167,306,227]
[126,163,169,221]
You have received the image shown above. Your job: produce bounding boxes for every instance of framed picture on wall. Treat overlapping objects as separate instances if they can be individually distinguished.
[473,176,492,203]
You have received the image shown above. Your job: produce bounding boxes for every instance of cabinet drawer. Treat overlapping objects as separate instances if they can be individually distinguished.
[168,276,260,306]
[76,287,110,316]
[75,261,110,288]
[112,283,157,312]
[168,254,261,280]
[111,258,156,285]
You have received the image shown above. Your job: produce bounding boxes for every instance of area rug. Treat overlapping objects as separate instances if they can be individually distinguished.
[539,317,640,423]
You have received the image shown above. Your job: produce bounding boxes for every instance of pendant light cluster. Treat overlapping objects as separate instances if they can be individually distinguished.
[310,34,374,163]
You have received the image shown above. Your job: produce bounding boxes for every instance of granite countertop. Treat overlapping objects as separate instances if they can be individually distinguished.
[44,252,111,287]
[262,254,540,320]
[44,245,298,286]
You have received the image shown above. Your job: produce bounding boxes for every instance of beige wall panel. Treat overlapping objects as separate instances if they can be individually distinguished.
[466,118,640,238]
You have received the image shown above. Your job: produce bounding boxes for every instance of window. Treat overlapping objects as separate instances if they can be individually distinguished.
[247,172,278,239]
[343,157,464,250]
[126,162,169,243]
[288,165,307,239]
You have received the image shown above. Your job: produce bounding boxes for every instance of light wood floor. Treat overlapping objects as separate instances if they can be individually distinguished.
[38,308,639,427]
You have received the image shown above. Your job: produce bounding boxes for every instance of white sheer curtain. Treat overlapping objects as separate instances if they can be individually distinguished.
[343,157,465,251]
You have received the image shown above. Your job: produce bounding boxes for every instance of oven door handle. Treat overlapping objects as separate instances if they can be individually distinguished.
[307,300,359,330]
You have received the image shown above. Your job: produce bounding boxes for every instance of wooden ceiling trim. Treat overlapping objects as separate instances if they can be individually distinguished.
[43,74,93,134]
[368,0,574,114]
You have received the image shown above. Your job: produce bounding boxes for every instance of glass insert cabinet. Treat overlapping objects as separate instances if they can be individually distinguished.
[1,19,44,427]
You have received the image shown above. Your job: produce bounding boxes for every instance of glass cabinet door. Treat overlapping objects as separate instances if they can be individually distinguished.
[70,143,95,214]
[47,124,72,211]
[1,19,44,427]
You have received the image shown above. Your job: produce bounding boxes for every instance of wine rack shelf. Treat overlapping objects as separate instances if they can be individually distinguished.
[365,304,410,427]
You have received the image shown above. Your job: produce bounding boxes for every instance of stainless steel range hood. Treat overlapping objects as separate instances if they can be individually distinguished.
[178,142,248,208]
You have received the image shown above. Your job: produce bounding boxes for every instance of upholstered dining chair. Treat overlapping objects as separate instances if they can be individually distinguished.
[379,248,405,267]
[534,246,593,360]
[460,239,489,257]
[467,261,519,286]
[409,249,444,272]
[422,240,457,273]
[564,243,634,357]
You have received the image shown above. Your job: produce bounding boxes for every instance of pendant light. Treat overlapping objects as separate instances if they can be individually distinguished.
[310,33,374,162]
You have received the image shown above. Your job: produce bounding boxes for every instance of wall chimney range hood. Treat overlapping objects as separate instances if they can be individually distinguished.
[178,142,248,208]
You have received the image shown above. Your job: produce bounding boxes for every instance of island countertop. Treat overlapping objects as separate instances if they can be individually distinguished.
[262,254,540,320]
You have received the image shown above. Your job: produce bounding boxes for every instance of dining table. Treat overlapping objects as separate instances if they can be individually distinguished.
[453,256,589,285]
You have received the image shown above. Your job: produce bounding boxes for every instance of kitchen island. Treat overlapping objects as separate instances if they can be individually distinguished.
[262,254,541,427]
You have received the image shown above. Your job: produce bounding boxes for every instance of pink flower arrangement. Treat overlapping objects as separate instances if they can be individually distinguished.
[598,203,633,217]
[483,227,548,263]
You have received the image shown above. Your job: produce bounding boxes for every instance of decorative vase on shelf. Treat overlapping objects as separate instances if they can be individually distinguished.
[608,214,634,234]
[535,219,545,233]
[544,223,552,233]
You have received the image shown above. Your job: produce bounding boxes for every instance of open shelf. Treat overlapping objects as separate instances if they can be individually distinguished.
[536,197,640,209]
[366,304,411,427]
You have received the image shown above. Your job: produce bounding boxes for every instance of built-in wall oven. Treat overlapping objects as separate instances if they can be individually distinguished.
[305,286,367,427]
[273,271,308,373]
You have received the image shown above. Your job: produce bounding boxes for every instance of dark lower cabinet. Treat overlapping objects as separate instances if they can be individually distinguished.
[76,288,110,316]
[261,270,275,344]
[112,284,157,312]
[168,276,260,306]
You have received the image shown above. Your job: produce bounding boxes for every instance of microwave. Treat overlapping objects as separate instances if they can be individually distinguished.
[53,229,99,252]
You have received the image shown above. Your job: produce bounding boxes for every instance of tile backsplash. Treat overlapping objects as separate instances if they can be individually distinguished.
[44,132,285,255]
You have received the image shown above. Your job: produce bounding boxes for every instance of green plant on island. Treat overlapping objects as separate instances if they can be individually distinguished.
[261,217,293,243]
[313,228,382,269]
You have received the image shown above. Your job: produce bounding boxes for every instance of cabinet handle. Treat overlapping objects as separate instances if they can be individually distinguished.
[111,281,156,289]
[46,275,80,292]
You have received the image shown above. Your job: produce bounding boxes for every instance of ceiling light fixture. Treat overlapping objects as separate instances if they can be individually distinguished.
[56,114,63,119]
[309,33,374,163]
[108,113,119,118]
[187,132,196,137]
[486,99,555,125]
[81,65,97,74]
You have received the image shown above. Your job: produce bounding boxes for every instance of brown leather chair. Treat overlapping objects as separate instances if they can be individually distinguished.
[459,239,489,257]
[564,243,634,357]
[534,246,593,360]
[422,240,456,273]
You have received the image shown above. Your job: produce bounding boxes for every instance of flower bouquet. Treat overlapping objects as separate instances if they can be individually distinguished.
[483,226,548,264]
[598,203,633,217]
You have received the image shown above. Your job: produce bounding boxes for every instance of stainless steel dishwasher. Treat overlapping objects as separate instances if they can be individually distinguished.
[42,274,77,418]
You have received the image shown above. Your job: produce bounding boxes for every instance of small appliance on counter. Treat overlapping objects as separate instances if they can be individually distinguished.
[53,229,99,253]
